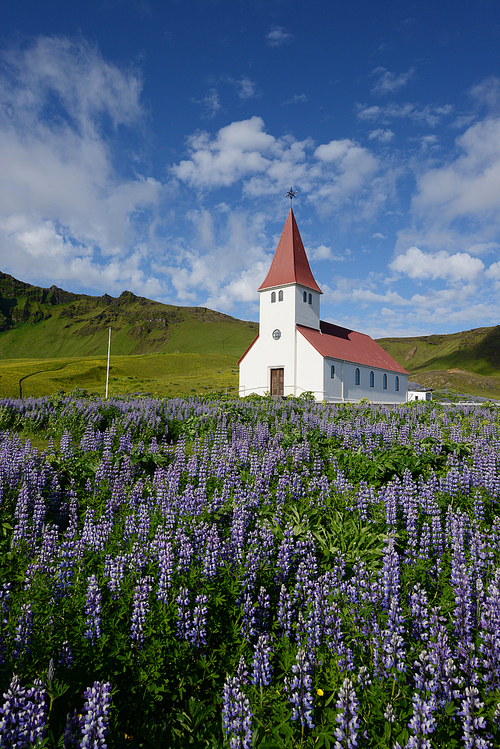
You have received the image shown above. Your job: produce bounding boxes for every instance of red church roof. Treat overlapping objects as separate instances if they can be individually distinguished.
[298,321,408,374]
[258,208,322,293]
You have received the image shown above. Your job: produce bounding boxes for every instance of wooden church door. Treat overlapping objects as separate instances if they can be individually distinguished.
[270,368,284,396]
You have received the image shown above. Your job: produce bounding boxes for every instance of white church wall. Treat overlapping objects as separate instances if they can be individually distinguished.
[323,357,344,401]
[296,333,324,398]
[259,286,297,341]
[294,286,320,329]
[239,325,297,397]
[343,363,408,403]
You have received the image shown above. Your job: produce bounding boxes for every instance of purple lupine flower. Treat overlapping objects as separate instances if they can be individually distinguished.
[458,687,491,749]
[222,673,253,749]
[381,595,406,676]
[406,692,437,749]
[0,675,48,747]
[58,640,75,669]
[334,677,360,749]
[380,533,400,611]
[84,574,102,645]
[186,594,209,648]
[251,634,273,687]
[63,708,81,749]
[479,569,500,692]
[176,528,193,574]
[13,602,34,660]
[80,681,112,749]
[357,666,372,691]
[203,524,222,579]
[288,648,314,730]
[410,583,430,644]
[176,587,191,641]
[0,582,11,666]
[277,584,293,638]
[240,588,257,641]
[131,576,153,648]
[103,554,127,601]
[156,539,174,604]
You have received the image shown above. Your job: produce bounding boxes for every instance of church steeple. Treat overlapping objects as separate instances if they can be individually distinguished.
[258,208,322,294]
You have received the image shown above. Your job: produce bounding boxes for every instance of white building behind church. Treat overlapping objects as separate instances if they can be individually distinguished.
[238,208,409,403]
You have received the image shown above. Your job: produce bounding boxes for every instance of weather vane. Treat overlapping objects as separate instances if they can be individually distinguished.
[285,187,297,207]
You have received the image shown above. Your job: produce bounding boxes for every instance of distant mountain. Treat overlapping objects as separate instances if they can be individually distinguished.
[0,272,258,359]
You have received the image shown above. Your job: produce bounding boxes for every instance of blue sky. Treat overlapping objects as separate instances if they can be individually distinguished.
[1,0,500,338]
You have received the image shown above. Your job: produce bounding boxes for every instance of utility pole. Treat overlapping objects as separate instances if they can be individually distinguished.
[105,327,111,398]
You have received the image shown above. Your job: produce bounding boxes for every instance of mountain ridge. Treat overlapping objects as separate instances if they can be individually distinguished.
[0,272,257,359]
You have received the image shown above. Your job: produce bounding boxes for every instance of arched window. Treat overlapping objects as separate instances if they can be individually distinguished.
[278,290,283,302]
[383,373,387,389]
[303,291,307,302]
[271,291,276,303]
[308,293,312,305]
[355,368,360,386]
[331,365,335,379]
[395,376,399,392]
[369,371,374,387]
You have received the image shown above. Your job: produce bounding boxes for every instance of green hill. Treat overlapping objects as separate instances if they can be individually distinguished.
[377,326,500,399]
[0,272,257,360]
[3,271,500,401]
[0,272,257,399]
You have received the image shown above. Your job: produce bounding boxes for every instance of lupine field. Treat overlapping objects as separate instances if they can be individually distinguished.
[1,393,500,748]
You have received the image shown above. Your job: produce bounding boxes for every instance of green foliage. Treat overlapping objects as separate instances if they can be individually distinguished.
[329,438,472,487]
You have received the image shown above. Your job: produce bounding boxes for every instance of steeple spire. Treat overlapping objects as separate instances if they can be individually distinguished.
[258,208,322,293]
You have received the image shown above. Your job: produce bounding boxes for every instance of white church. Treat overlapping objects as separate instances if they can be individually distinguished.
[238,206,408,403]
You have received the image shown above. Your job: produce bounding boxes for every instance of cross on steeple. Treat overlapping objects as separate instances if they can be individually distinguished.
[285,187,297,207]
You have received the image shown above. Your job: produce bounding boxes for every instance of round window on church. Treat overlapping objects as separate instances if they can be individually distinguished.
[272,329,281,340]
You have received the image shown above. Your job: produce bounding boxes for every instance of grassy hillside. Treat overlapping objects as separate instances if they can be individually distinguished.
[377,326,500,399]
[3,271,500,401]
[0,272,257,360]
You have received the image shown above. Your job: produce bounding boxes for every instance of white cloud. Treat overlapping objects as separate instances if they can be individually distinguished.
[486,261,500,280]
[390,246,485,281]
[368,129,394,143]
[281,94,308,105]
[192,87,221,118]
[309,244,332,260]
[411,116,500,221]
[266,26,294,47]
[372,232,386,239]
[173,117,277,188]
[0,36,163,295]
[469,76,500,110]
[370,66,415,96]
[356,102,453,127]
[173,120,387,220]
[234,76,258,101]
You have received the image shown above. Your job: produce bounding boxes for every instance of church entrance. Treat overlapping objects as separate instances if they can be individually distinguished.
[270,368,284,396]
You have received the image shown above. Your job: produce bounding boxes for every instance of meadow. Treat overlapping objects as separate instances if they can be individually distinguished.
[0,354,240,400]
[1,393,500,748]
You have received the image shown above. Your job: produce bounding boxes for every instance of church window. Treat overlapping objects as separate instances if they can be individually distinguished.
[355,368,360,385]
[331,365,335,379]
[395,376,399,392]
[383,373,387,389]
[272,329,281,340]
[308,293,312,304]
[271,292,276,303]
[369,371,374,387]
[303,291,307,303]
[278,290,284,301]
